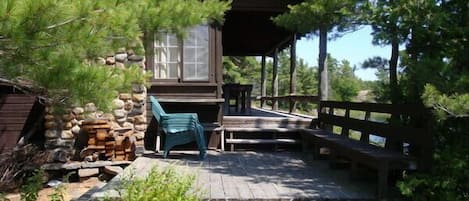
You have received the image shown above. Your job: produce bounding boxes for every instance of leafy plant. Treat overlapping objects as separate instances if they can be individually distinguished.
[48,172,72,201]
[20,169,44,201]
[112,166,202,201]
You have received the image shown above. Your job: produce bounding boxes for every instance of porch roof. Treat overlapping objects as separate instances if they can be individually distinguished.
[222,0,302,56]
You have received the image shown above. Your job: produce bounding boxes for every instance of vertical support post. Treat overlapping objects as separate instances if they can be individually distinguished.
[260,55,267,108]
[289,34,297,113]
[272,48,279,111]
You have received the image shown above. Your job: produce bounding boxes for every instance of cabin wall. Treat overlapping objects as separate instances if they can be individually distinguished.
[145,25,224,122]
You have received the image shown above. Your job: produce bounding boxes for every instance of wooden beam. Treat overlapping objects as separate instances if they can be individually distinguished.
[260,55,267,108]
[272,48,279,111]
[289,34,297,113]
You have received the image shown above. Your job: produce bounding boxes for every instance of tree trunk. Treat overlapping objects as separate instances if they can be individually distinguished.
[389,37,399,104]
[318,26,328,101]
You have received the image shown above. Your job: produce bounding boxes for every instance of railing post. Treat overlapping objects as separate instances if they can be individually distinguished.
[289,34,297,113]
[272,48,279,111]
[260,55,266,108]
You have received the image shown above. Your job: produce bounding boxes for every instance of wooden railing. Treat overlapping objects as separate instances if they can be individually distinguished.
[260,95,319,113]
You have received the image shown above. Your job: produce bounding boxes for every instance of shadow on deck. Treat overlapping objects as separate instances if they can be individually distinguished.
[86,151,377,201]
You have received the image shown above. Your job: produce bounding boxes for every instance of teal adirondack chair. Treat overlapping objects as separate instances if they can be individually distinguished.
[149,96,206,159]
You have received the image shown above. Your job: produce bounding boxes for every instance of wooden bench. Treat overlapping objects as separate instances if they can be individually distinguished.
[300,101,432,199]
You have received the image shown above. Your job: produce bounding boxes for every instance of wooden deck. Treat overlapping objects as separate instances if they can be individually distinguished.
[88,151,376,201]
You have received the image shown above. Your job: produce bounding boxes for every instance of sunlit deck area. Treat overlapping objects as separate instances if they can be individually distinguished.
[88,151,376,200]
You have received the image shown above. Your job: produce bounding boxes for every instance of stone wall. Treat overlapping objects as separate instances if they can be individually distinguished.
[44,49,147,163]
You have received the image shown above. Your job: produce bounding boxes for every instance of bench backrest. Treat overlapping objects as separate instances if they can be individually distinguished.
[149,96,166,122]
[317,101,433,168]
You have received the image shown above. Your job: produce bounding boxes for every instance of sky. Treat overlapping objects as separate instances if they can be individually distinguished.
[295,26,391,81]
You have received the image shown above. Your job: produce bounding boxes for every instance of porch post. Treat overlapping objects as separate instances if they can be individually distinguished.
[289,34,297,113]
[260,55,267,108]
[272,47,279,111]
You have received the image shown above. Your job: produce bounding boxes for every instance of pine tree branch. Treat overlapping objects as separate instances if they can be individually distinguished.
[434,103,469,118]
[46,9,105,30]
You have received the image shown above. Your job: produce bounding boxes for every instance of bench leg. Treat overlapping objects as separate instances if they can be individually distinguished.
[378,163,389,200]
[220,130,225,152]
[230,131,235,152]
[156,134,161,153]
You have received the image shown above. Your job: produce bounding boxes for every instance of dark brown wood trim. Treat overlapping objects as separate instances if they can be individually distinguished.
[272,48,279,110]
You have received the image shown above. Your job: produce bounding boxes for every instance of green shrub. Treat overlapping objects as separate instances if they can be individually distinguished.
[115,166,202,201]
[20,169,44,201]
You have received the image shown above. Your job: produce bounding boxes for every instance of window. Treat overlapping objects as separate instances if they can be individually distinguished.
[154,34,180,79]
[153,25,209,81]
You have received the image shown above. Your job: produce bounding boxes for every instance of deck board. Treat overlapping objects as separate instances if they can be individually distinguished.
[90,151,376,200]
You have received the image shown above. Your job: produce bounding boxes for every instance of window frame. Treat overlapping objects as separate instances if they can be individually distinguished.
[149,25,213,83]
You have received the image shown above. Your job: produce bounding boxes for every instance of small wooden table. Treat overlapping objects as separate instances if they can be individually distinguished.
[223,84,252,114]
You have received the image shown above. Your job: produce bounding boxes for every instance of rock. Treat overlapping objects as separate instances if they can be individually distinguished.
[62,114,74,121]
[122,122,133,128]
[115,62,125,69]
[85,112,98,119]
[44,139,57,149]
[101,113,115,121]
[112,99,125,110]
[134,132,145,140]
[75,114,85,120]
[71,125,81,134]
[105,56,115,65]
[45,130,58,138]
[128,55,144,62]
[96,111,104,117]
[103,166,124,176]
[133,116,147,124]
[56,138,74,148]
[61,130,74,139]
[72,107,85,115]
[116,117,127,124]
[63,122,73,129]
[114,109,126,118]
[115,53,128,62]
[132,84,146,93]
[49,148,71,163]
[45,115,55,121]
[119,93,132,100]
[134,124,146,131]
[129,107,144,115]
[85,103,97,112]
[45,121,57,129]
[133,101,144,108]
[127,49,134,56]
[132,94,145,102]
[124,101,133,111]
[78,168,100,178]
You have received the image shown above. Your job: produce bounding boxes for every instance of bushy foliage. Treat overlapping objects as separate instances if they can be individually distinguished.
[113,166,201,201]
[397,85,469,201]
[0,145,48,193]
[20,169,44,201]
[0,0,230,113]
[328,57,360,101]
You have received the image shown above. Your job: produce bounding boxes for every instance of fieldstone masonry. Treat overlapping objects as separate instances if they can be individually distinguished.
[44,49,147,163]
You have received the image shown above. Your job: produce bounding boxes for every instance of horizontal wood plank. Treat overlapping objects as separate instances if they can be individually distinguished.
[226,138,299,144]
